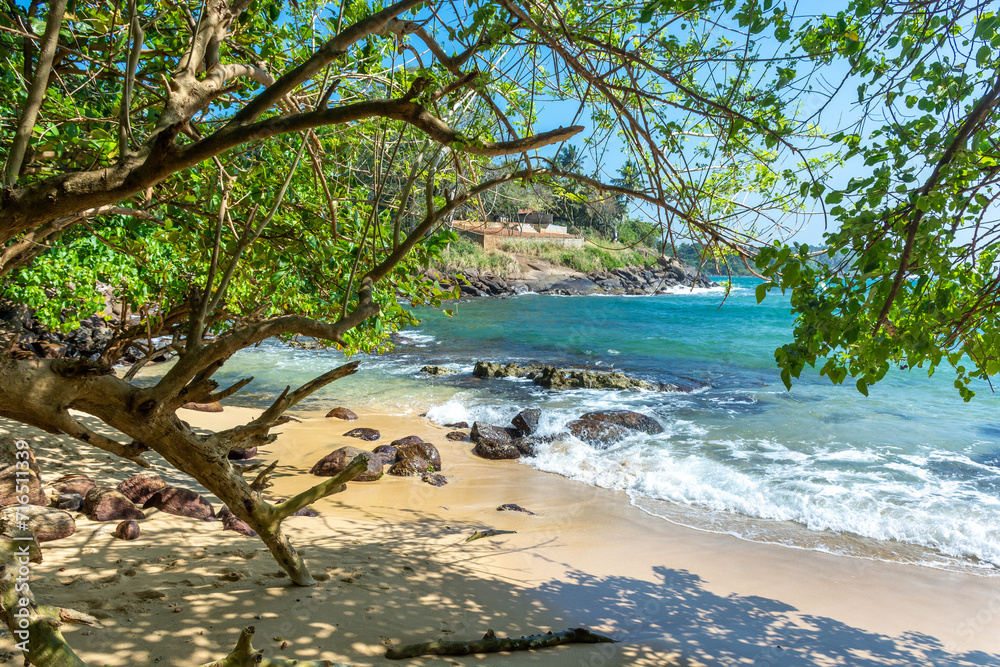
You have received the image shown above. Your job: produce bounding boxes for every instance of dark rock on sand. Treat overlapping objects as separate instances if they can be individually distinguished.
[344,427,380,441]
[445,431,469,441]
[388,456,432,476]
[579,410,664,435]
[55,492,84,511]
[227,447,258,460]
[389,435,423,448]
[397,441,441,471]
[0,505,76,542]
[309,446,384,481]
[142,486,215,521]
[371,444,399,466]
[511,408,541,436]
[421,472,448,487]
[326,407,359,420]
[52,473,96,498]
[497,503,536,515]
[180,401,224,412]
[219,507,256,537]
[567,419,630,448]
[444,421,469,429]
[114,520,141,541]
[143,487,215,520]
[117,472,168,505]
[0,437,45,507]
[420,365,457,376]
[84,487,145,521]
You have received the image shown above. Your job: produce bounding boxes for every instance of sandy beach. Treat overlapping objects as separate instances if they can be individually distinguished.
[2,406,999,666]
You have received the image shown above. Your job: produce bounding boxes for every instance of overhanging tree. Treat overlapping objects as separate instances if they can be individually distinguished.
[1,0,998,662]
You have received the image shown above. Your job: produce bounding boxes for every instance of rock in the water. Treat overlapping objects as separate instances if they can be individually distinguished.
[143,487,215,520]
[471,421,513,447]
[567,419,630,448]
[52,473,96,498]
[227,447,258,460]
[420,365,457,376]
[0,437,46,507]
[388,456,432,476]
[309,446,383,481]
[84,487,145,521]
[579,410,663,435]
[445,431,469,441]
[397,442,442,471]
[0,505,76,542]
[444,422,469,429]
[114,520,141,541]
[325,407,358,420]
[55,492,84,511]
[511,408,541,436]
[497,503,536,515]
[471,421,520,459]
[343,427,380,441]
[473,441,521,460]
[421,472,448,487]
[512,437,540,457]
[180,401,223,412]
[371,444,399,466]
[117,472,168,505]
[473,361,674,392]
[219,507,256,537]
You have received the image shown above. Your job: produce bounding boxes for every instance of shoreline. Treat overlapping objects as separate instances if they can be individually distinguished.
[2,407,999,665]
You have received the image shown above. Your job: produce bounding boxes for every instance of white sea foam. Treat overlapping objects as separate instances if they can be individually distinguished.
[523,414,1000,572]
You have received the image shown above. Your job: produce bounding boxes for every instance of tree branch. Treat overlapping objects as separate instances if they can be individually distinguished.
[3,0,68,186]
[270,454,367,521]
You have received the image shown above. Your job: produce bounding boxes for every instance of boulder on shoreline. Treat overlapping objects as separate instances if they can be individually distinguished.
[343,427,380,441]
[84,487,145,521]
[397,442,442,471]
[511,408,541,436]
[471,421,521,460]
[325,407,358,420]
[310,446,384,482]
[143,487,216,520]
[0,505,76,542]
[117,472,168,505]
[388,456,433,476]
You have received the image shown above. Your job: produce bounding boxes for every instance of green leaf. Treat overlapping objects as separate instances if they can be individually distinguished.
[856,378,869,397]
[756,283,767,303]
[976,44,991,68]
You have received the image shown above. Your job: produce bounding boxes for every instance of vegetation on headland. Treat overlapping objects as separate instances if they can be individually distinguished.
[0,0,999,662]
[434,235,759,278]
[434,237,654,277]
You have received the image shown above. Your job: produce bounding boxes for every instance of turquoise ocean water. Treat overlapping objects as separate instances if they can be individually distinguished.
[187,277,1000,574]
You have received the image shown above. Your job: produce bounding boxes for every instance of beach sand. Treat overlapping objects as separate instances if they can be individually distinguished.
[1,407,999,666]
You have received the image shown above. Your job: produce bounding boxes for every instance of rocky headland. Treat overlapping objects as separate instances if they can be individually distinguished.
[426,254,716,298]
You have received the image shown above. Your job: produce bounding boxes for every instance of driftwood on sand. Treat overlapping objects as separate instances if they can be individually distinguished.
[385,627,617,659]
